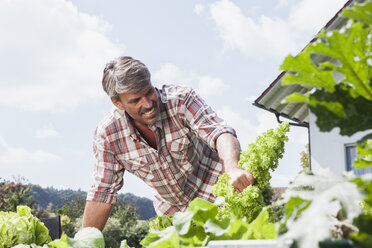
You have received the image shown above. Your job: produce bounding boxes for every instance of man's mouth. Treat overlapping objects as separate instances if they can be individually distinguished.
[142,107,155,116]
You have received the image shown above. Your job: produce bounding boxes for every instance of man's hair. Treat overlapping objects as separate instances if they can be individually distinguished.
[102,56,151,100]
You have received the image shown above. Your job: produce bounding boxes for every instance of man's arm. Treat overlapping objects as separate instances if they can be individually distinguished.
[216,133,254,193]
[82,201,113,231]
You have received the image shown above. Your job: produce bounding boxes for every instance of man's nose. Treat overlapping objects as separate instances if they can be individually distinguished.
[142,96,152,108]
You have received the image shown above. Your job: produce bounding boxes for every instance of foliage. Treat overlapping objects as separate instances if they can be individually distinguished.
[53,197,86,237]
[29,186,155,220]
[140,198,276,248]
[212,122,290,221]
[0,177,35,212]
[101,203,149,248]
[117,194,156,220]
[300,145,310,174]
[0,206,51,248]
[148,215,174,231]
[349,176,372,248]
[277,168,364,248]
[262,185,275,206]
[280,0,372,170]
[49,227,105,248]
[140,122,289,247]
[353,136,372,169]
[278,3,372,246]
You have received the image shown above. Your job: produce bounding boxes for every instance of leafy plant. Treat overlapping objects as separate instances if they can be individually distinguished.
[280,1,372,169]
[277,168,364,248]
[140,122,290,247]
[148,215,174,231]
[212,122,290,221]
[140,198,276,248]
[0,206,51,248]
[277,1,372,247]
[49,227,105,248]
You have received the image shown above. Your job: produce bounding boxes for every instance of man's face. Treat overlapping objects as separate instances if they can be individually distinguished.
[112,85,160,125]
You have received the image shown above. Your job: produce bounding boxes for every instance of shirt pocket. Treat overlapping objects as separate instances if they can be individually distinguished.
[167,136,193,176]
[127,156,154,182]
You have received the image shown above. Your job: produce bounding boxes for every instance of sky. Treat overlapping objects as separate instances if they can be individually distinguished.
[0,0,348,199]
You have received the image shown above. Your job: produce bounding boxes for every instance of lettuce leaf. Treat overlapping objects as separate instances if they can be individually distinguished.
[0,206,51,248]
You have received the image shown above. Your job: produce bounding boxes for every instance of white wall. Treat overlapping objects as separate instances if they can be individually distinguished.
[309,111,370,174]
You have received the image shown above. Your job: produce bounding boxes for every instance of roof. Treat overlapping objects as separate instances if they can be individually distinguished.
[253,0,355,127]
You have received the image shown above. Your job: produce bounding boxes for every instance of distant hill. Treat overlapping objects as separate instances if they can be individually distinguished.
[30,185,156,220]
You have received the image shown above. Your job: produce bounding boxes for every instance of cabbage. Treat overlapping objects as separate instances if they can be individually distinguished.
[0,206,51,248]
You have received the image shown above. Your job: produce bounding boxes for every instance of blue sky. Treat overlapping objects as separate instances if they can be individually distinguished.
[0,0,347,199]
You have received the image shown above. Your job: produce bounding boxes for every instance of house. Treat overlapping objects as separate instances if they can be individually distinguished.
[253,0,372,176]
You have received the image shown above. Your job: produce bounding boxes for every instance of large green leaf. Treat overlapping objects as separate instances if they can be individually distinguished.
[309,85,372,136]
[172,211,194,236]
[280,52,336,92]
[139,227,180,248]
[281,18,372,136]
[187,198,218,226]
[342,1,372,25]
[245,208,277,239]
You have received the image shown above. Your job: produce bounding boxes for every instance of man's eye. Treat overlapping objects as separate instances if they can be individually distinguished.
[146,88,154,96]
[130,98,140,104]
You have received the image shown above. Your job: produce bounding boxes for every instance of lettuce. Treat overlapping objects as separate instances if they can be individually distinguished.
[0,206,51,248]
[212,122,290,221]
[48,227,105,248]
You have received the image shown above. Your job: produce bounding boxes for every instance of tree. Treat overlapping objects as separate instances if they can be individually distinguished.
[54,196,86,237]
[0,177,35,212]
[102,202,149,248]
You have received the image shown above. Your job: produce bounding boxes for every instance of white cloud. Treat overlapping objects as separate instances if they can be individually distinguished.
[152,63,192,87]
[209,0,300,59]
[288,0,346,33]
[255,111,278,136]
[217,106,256,148]
[194,4,205,15]
[207,0,346,60]
[153,64,228,98]
[0,0,123,112]
[197,75,229,97]
[0,136,60,165]
[35,125,59,139]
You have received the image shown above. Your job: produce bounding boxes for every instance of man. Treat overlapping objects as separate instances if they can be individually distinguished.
[82,56,254,230]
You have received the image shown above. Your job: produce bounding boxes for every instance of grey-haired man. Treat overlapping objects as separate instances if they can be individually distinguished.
[82,56,254,230]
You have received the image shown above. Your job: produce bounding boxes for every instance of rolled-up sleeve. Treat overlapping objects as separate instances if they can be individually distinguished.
[86,127,125,204]
[180,88,236,152]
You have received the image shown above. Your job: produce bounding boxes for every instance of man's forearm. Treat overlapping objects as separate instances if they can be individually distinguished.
[216,132,254,193]
[82,201,113,231]
[215,132,241,172]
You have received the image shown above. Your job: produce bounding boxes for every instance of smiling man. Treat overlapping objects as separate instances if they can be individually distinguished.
[82,56,254,230]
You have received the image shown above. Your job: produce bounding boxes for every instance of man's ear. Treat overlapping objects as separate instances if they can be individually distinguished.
[111,97,125,110]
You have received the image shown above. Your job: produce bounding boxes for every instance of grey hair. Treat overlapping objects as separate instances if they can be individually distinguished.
[102,56,151,100]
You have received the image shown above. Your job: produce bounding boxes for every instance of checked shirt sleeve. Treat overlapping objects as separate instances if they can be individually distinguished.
[180,88,236,152]
[86,127,124,204]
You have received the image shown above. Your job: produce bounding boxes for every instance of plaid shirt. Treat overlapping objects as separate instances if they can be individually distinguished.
[87,84,236,216]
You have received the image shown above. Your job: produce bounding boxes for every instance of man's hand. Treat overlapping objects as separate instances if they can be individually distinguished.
[225,167,255,193]
[216,133,255,193]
